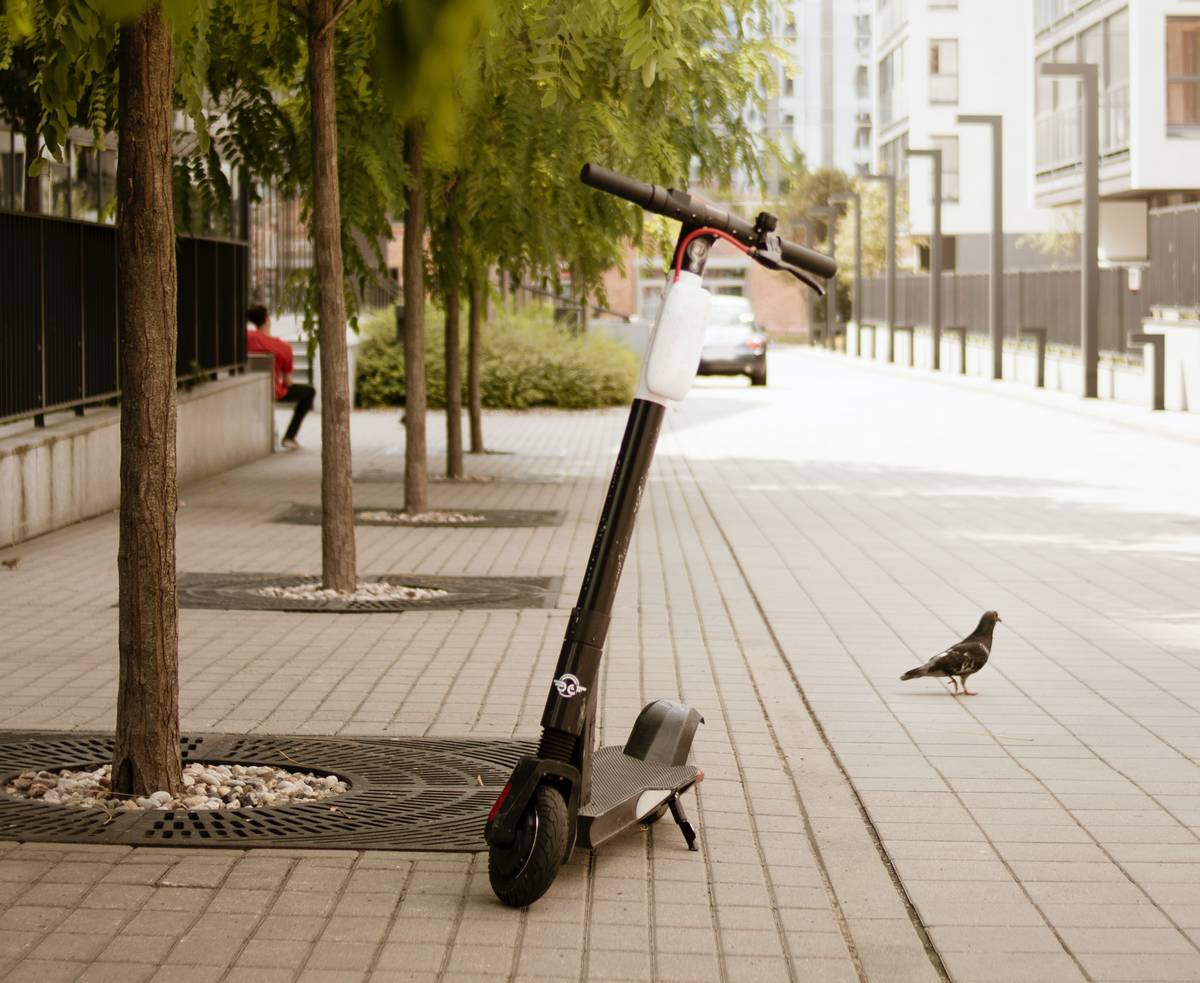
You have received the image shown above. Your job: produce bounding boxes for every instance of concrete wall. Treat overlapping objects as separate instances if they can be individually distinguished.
[847,320,1153,406]
[0,373,273,549]
[1145,317,1200,412]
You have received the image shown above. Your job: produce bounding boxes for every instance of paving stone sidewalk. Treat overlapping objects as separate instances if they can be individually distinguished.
[5,346,1200,982]
[0,378,939,982]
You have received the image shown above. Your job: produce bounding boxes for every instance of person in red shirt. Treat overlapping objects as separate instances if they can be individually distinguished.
[246,305,315,450]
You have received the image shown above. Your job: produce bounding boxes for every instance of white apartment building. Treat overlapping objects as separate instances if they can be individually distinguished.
[737,0,874,202]
[873,0,1058,272]
[778,0,875,174]
[1034,0,1200,262]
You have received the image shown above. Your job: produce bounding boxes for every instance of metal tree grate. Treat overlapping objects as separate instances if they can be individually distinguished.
[0,732,533,851]
[176,573,562,613]
[274,505,563,528]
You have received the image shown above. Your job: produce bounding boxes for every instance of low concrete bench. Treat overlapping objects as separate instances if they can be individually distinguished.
[1019,326,1047,388]
[857,323,876,359]
[944,326,968,375]
[1128,331,1166,411]
[892,325,915,367]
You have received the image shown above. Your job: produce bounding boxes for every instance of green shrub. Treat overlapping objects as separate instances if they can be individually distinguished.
[355,304,640,410]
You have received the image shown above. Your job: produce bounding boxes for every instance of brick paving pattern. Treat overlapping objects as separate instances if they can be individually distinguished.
[2,347,1199,980]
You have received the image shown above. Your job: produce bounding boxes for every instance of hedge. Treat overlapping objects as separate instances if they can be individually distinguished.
[355,304,640,410]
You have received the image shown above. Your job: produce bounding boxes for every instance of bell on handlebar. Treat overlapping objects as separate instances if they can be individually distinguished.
[754,212,778,235]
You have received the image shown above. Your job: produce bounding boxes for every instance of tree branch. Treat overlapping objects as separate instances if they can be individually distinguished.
[316,0,358,40]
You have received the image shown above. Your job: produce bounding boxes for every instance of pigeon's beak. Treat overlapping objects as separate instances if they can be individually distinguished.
[995,615,1003,623]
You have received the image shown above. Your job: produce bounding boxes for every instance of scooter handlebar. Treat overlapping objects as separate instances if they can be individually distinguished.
[580,162,837,281]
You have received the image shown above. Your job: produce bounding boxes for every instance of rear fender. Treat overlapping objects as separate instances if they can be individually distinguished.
[623,700,704,766]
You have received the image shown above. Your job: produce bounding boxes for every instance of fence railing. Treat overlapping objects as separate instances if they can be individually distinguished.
[856,203,1200,355]
[1145,203,1200,311]
[1,210,248,426]
[859,268,1152,354]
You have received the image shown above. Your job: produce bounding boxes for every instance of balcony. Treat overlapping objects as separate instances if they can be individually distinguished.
[1034,0,1093,35]
[876,0,907,45]
[1035,82,1130,173]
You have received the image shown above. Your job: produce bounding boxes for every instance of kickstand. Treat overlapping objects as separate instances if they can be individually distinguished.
[668,796,699,852]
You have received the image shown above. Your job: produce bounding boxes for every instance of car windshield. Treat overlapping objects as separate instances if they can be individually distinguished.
[703,324,755,345]
[705,297,756,344]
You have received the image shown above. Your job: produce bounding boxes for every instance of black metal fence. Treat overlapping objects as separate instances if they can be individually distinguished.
[858,203,1200,355]
[1,211,248,426]
[860,268,1152,354]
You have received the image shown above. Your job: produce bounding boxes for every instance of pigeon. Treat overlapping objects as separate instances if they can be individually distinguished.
[900,611,1001,696]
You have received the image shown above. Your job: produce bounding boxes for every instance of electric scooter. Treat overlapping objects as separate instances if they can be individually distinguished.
[484,163,837,907]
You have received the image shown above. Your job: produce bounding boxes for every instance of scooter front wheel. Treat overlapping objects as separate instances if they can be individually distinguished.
[488,785,569,907]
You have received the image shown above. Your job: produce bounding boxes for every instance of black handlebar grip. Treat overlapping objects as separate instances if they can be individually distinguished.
[781,239,839,280]
[580,162,838,281]
[579,163,657,210]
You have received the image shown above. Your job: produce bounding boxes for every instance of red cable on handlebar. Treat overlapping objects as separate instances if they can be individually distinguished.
[673,227,753,281]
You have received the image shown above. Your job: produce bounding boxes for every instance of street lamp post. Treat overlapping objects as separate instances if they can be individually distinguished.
[863,172,897,361]
[958,114,1004,381]
[1040,63,1099,398]
[830,191,861,343]
[905,148,943,370]
[810,205,836,349]
[802,216,819,345]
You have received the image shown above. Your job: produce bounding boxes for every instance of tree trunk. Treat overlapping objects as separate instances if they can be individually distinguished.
[112,4,181,798]
[467,275,484,454]
[309,0,356,592]
[444,292,463,477]
[402,121,428,513]
[22,127,40,213]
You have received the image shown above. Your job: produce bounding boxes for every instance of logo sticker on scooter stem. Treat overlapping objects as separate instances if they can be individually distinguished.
[553,674,588,698]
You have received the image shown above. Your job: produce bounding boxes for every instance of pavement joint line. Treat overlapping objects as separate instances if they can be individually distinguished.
[649,500,729,983]
[434,852,476,983]
[761,455,1188,977]
[579,851,596,983]
[364,858,417,981]
[503,887,529,983]
[817,468,1200,959]
[220,854,298,974]
[665,457,859,983]
[677,456,930,983]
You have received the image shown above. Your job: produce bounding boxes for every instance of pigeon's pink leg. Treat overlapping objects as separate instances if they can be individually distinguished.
[959,677,977,696]
[947,677,960,694]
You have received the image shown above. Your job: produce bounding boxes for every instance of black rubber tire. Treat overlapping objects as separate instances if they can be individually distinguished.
[750,367,767,387]
[488,785,570,908]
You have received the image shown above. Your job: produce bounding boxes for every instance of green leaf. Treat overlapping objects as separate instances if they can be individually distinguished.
[641,55,655,87]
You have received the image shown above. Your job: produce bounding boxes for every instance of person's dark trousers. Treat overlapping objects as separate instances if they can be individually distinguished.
[280,383,316,441]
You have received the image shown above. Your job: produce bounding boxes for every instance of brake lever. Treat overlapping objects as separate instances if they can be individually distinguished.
[751,240,827,296]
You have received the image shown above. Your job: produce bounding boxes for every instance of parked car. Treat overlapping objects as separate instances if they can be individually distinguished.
[697,295,768,386]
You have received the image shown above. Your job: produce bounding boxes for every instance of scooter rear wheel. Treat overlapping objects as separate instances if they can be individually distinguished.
[488,785,569,908]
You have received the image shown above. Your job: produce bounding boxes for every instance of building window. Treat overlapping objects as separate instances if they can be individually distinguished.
[1167,18,1200,130]
[879,131,909,182]
[856,65,869,100]
[879,43,907,127]
[930,135,959,201]
[929,39,958,103]
[783,72,795,97]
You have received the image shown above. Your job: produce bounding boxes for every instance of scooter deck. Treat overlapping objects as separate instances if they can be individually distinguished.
[577,744,699,850]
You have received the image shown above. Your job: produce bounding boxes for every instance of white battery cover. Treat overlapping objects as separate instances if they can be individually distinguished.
[636,271,712,404]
